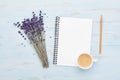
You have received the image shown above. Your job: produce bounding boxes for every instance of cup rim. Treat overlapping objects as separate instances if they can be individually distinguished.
[77,53,93,69]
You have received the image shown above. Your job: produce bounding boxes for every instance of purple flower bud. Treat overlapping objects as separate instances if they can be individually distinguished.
[18,31,21,33]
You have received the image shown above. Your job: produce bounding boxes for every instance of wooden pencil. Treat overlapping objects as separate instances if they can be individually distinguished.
[99,15,103,54]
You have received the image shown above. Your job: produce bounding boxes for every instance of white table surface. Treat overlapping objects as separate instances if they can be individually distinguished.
[0,0,120,80]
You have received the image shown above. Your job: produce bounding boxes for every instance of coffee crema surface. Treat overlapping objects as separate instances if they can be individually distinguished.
[78,54,92,67]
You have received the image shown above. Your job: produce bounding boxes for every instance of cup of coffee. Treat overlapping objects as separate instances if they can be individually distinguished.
[77,53,97,69]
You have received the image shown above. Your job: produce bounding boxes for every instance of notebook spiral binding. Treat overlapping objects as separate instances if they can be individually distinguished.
[53,16,60,64]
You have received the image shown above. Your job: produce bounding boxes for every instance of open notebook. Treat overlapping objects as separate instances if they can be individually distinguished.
[53,17,93,66]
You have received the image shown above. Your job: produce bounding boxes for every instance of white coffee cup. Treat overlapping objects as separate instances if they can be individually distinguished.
[77,53,97,70]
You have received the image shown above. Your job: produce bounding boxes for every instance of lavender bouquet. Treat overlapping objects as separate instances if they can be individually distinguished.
[14,11,49,68]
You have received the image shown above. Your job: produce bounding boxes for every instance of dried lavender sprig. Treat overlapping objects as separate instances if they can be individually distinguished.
[14,11,49,68]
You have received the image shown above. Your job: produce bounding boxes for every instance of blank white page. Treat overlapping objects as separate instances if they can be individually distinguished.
[57,17,92,66]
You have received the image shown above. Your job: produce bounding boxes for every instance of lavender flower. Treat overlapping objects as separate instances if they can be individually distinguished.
[14,11,49,68]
